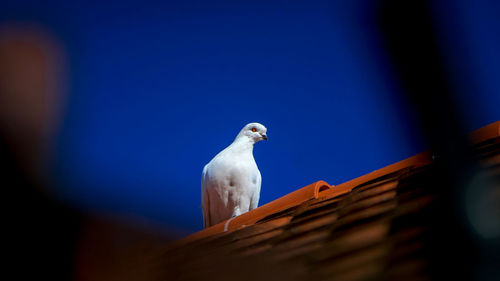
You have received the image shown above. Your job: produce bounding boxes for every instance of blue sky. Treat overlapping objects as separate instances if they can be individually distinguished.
[2,0,499,234]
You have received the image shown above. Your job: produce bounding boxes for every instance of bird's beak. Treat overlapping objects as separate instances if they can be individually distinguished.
[262,134,268,140]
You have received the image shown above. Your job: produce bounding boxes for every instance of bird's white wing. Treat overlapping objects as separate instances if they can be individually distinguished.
[250,169,261,210]
[201,164,211,228]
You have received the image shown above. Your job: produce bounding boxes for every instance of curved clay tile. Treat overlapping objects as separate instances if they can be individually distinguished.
[178,181,333,244]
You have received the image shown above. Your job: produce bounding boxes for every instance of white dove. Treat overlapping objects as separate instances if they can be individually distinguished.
[201,122,268,228]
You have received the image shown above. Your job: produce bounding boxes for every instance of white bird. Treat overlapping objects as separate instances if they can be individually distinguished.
[201,122,268,228]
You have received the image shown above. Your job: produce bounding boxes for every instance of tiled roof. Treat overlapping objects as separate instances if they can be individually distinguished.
[163,121,499,281]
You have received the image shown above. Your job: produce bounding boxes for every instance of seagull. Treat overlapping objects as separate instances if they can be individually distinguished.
[201,123,268,228]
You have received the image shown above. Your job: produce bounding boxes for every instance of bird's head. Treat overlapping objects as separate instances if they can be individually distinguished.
[236,122,268,143]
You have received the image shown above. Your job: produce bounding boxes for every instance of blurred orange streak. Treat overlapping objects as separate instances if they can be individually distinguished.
[0,22,68,176]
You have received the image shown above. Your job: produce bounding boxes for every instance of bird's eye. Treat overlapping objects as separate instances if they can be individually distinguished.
[251,128,257,132]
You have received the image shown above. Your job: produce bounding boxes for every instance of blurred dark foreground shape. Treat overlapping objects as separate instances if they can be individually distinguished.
[0,24,174,281]
[377,1,500,280]
[0,23,79,281]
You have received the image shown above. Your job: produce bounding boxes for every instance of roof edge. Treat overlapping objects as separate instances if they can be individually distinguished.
[320,151,432,200]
